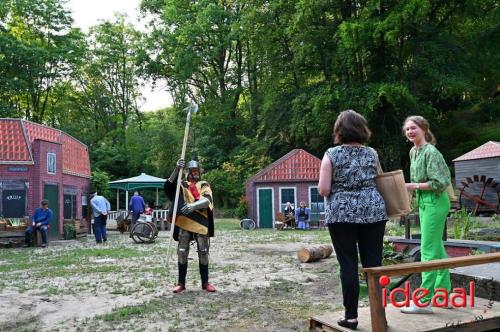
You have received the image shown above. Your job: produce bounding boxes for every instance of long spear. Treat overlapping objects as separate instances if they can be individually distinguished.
[165,103,198,270]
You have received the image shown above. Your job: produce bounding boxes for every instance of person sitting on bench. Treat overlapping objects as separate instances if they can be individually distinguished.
[24,200,52,248]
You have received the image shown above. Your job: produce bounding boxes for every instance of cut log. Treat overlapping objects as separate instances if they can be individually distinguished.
[297,244,333,263]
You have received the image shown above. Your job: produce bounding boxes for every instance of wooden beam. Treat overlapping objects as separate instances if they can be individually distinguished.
[0,231,25,238]
[367,273,387,332]
[363,252,500,277]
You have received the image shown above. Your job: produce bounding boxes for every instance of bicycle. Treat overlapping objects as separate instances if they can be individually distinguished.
[240,218,256,230]
[130,215,159,243]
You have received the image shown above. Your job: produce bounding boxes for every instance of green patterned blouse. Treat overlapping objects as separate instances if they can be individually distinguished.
[410,143,451,194]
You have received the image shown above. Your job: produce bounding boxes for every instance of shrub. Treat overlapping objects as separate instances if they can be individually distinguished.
[63,224,76,240]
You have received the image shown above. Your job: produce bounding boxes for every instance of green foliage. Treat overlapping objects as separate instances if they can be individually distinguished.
[382,240,407,266]
[235,197,249,219]
[203,163,242,209]
[63,223,76,240]
[91,170,111,197]
[1,0,499,211]
[0,0,84,121]
[452,208,476,240]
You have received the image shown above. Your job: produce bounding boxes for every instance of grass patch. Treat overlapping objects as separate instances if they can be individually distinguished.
[98,303,150,321]
[0,247,143,273]
[215,218,242,231]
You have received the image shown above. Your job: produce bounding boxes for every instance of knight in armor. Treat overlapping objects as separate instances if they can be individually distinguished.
[164,159,216,293]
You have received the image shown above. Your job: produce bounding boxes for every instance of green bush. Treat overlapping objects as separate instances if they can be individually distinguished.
[235,197,249,219]
[63,224,76,240]
[452,208,476,240]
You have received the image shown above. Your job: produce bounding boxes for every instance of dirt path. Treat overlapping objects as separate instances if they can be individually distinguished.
[0,223,345,331]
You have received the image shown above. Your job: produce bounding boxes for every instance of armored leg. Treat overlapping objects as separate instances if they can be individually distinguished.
[195,233,210,266]
[195,234,215,291]
[177,229,191,285]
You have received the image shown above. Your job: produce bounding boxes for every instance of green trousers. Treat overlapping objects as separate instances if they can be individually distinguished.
[418,190,451,301]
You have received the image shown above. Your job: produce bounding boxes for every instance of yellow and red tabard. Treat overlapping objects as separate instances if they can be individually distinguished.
[164,179,214,239]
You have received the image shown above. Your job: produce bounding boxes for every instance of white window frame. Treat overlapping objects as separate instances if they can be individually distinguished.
[279,186,297,213]
[308,185,326,213]
[47,152,56,174]
[256,187,275,229]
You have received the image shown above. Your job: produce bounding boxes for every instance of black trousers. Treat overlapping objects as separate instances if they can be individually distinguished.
[328,221,386,319]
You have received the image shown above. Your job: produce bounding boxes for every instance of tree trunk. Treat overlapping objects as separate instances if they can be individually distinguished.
[297,244,333,263]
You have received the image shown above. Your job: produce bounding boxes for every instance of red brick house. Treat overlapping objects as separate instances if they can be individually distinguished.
[0,119,91,239]
[245,149,324,228]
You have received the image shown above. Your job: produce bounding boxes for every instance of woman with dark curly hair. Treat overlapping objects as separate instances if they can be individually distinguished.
[318,110,388,330]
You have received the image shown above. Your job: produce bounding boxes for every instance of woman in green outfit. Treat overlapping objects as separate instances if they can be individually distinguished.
[401,115,451,314]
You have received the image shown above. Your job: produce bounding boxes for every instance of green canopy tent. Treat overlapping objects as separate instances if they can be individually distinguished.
[108,173,166,210]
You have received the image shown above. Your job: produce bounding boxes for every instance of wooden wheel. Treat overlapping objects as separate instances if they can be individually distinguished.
[131,222,157,243]
[458,175,500,215]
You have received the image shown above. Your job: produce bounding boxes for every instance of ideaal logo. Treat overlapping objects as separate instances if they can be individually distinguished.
[6,195,22,201]
[379,275,475,308]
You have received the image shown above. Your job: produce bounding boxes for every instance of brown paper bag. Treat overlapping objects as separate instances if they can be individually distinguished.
[371,148,411,218]
[375,170,412,218]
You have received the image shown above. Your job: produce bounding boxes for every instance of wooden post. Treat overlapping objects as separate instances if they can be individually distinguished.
[442,217,447,241]
[404,216,410,239]
[366,273,387,332]
[165,104,198,270]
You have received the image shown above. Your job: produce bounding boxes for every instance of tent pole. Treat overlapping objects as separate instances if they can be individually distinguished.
[125,190,129,211]
[156,188,159,207]
[116,190,119,211]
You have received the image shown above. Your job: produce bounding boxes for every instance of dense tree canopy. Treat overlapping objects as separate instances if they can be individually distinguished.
[1,0,499,211]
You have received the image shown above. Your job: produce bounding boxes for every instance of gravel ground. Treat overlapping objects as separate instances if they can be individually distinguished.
[0,219,347,331]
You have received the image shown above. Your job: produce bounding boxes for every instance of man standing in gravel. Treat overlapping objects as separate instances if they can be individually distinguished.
[90,192,111,244]
[164,159,216,293]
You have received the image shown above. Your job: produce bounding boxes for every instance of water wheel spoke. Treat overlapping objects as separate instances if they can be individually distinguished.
[461,190,500,212]
[473,182,488,215]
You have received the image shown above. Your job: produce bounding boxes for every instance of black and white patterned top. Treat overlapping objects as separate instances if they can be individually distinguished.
[324,146,387,224]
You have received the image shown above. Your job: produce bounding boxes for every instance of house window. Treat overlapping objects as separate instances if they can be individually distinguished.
[47,153,56,174]
[309,187,325,214]
[280,187,296,212]
[63,187,77,219]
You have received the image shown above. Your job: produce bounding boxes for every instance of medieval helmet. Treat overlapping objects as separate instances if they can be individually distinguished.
[186,160,200,171]
[186,160,201,181]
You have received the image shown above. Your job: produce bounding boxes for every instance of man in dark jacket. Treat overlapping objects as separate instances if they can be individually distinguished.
[164,159,216,293]
[24,200,52,247]
[129,191,146,226]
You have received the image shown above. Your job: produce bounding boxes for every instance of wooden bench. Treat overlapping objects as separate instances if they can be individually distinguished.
[76,227,88,238]
[362,252,500,332]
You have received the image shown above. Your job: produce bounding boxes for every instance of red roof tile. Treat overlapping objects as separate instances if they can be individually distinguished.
[248,149,321,182]
[0,119,31,162]
[23,121,61,145]
[62,134,91,177]
[0,119,91,177]
[453,141,500,162]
